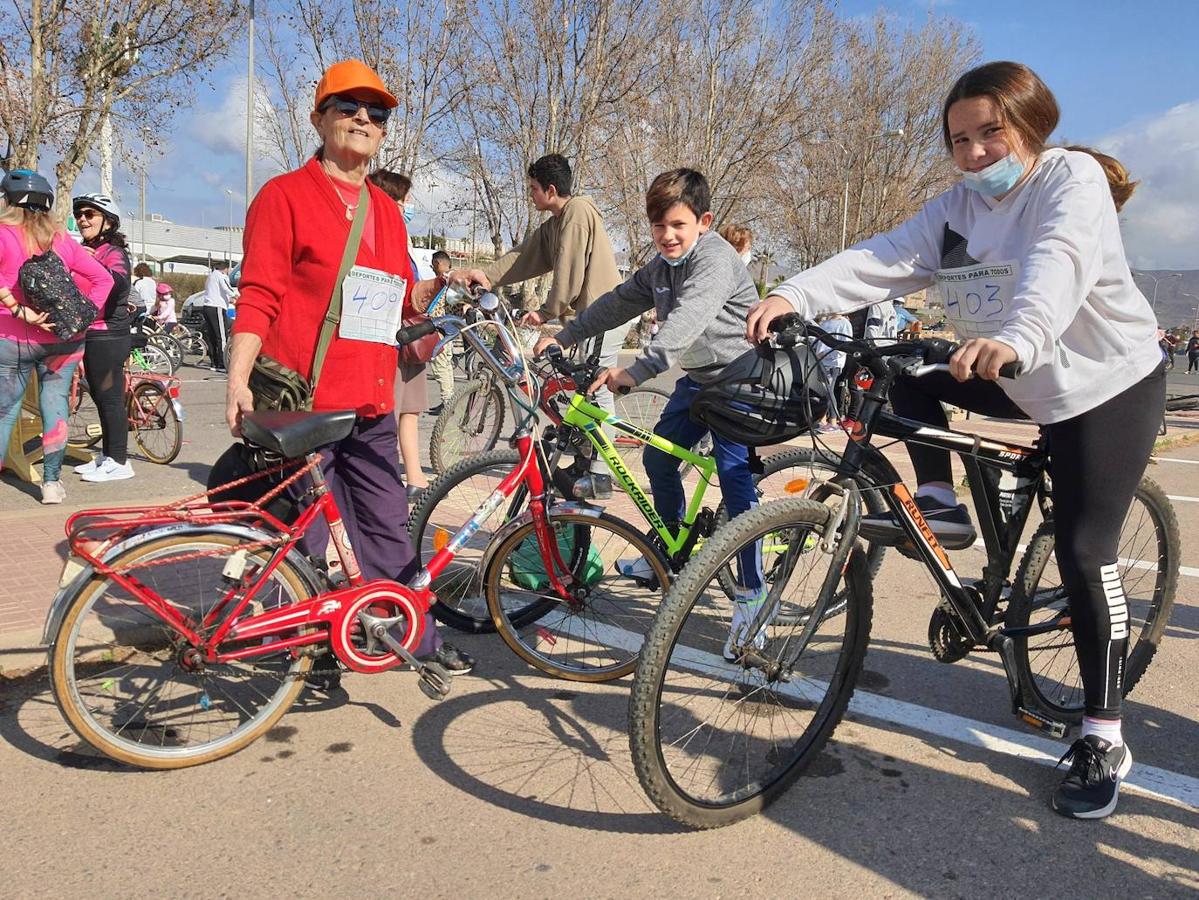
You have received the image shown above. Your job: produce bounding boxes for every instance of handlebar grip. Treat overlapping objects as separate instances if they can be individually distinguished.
[395,319,438,346]
[998,361,1020,379]
[616,385,631,395]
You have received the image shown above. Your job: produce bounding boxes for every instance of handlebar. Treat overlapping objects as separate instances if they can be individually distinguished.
[542,345,631,395]
[773,314,1020,380]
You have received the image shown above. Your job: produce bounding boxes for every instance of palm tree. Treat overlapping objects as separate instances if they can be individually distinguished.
[753,249,776,298]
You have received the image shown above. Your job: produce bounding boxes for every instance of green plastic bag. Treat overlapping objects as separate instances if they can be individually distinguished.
[509,525,604,590]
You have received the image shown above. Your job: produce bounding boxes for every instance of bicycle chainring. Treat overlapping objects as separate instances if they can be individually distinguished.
[928,605,974,663]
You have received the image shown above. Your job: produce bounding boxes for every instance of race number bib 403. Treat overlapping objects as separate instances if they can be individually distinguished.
[338,265,408,344]
[933,260,1020,339]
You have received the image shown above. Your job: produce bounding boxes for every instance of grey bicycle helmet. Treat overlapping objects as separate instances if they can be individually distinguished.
[2,169,54,212]
[690,342,828,446]
[72,192,123,226]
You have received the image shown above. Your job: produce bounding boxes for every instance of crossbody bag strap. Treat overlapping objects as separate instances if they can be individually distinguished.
[305,181,369,409]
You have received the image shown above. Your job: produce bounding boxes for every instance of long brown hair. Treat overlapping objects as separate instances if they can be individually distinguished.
[0,206,63,253]
[942,61,1060,155]
[1065,145,1139,212]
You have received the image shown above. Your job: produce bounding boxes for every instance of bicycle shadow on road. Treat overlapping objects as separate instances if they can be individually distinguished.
[408,665,684,835]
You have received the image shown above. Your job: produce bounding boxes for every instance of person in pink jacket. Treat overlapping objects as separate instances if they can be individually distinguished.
[0,170,113,504]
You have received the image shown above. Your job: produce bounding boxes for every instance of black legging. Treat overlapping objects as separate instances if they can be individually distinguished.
[1188,353,1198,374]
[84,331,131,465]
[891,364,1166,719]
[201,307,227,370]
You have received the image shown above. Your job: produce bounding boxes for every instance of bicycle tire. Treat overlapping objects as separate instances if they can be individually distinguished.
[409,448,531,633]
[1008,475,1179,723]
[147,333,183,372]
[429,378,506,473]
[48,530,315,769]
[67,379,103,451]
[484,509,671,682]
[629,497,872,828]
[129,344,173,376]
[129,382,183,464]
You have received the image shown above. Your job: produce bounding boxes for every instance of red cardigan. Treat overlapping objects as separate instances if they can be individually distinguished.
[235,157,413,416]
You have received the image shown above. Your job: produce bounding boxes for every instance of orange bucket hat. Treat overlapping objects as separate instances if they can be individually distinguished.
[314,59,398,111]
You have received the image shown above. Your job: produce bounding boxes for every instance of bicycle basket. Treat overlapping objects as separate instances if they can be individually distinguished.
[690,342,827,446]
[508,526,604,590]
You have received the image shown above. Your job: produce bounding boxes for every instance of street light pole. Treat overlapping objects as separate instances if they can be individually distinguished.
[224,189,234,262]
[1132,270,1181,319]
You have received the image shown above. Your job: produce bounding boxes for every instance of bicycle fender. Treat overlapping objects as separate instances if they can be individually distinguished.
[477,501,604,576]
[41,523,322,646]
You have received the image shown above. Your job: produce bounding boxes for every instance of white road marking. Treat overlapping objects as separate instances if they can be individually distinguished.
[1153,457,1199,464]
[968,540,1199,580]
[549,616,1199,811]
[1166,495,1199,503]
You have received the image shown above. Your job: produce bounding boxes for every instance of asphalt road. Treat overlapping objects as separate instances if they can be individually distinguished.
[0,359,1195,897]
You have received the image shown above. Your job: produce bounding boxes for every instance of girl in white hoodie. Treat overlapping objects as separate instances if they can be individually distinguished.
[748,61,1165,820]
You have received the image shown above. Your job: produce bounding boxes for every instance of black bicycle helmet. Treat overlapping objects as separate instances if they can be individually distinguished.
[690,342,828,446]
[2,169,54,212]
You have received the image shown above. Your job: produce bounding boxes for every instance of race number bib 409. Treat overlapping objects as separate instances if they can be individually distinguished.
[338,265,408,344]
[932,260,1020,339]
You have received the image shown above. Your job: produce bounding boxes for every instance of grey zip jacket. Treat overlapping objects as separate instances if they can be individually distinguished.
[557,230,757,385]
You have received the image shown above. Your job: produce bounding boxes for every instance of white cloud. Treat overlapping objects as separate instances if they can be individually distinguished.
[1098,100,1199,270]
[188,76,290,173]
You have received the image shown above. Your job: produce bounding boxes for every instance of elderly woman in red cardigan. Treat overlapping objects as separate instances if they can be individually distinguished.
[225,59,474,684]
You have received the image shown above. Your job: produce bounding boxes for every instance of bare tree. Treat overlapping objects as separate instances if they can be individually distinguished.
[0,0,241,214]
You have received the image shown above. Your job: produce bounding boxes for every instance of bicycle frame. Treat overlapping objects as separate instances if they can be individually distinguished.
[560,393,718,558]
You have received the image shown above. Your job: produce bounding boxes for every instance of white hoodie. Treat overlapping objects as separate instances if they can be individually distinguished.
[770,148,1160,424]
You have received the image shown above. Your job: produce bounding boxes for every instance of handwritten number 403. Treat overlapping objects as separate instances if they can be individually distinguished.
[947,283,1004,318]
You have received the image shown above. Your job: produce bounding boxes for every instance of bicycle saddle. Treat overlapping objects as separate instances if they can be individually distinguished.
[240,409,356,458]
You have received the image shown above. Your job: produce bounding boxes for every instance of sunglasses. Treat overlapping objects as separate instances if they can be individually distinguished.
[74,209,103,221]
[320,93,391,126]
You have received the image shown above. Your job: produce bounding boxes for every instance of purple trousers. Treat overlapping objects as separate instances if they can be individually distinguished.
[301,413,441,656]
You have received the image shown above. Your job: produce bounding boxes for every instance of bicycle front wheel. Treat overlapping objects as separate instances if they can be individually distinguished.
[129,382,182,464]
[147,333,183,372]
[630,498,873,828]
[49,531,316,769]
[409,448,529,633]
[428,378,506,473]
[129,344,173,376]
[484,510,671,681]
[1009,475,1179,722]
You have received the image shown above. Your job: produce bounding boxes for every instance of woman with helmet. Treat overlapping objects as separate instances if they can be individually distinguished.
[225,59,475,684]
[0,170,113,504]
[152,282,178,327]
[72,192,137,482]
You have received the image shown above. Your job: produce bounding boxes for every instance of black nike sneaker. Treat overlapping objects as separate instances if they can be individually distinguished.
[1052,735,1133,819]
[859,494,977,550]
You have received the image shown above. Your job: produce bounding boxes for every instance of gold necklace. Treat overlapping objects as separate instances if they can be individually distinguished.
[321,162,360,221]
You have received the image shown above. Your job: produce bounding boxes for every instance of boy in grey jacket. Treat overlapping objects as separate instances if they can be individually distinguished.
[535,168,766,659]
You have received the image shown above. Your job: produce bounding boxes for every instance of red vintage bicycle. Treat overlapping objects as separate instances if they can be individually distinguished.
[44,300,668,768]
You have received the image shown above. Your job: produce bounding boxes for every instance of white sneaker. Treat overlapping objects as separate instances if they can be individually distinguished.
[723,588,774,661]
[617,556,655,581]
[41,480,66,504]
[81,459,135,482]
[74,454,108,475]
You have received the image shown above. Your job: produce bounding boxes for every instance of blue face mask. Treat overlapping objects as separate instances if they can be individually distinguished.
[402,206,414,224]
[661,233,701,268]
[960,152,1027,196]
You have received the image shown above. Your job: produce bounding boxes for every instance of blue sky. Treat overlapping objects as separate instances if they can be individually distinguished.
[79,0,1199,269]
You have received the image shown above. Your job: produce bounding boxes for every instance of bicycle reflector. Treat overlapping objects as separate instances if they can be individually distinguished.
[432,527,451,552]
[784,478,809,494]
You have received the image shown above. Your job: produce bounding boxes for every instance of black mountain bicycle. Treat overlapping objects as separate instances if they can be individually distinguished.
[629,318,1179,828]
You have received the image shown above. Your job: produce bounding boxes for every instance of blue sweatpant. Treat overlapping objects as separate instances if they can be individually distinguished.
[643,375,762,590]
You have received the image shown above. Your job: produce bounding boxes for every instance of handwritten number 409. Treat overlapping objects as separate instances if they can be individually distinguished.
[352,288,402,314]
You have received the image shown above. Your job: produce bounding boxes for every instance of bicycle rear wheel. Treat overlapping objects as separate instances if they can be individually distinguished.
[147,333,183,372]
[49,531,315,769]
[67,379,103,451]
[484,510,670,681]
[129,344,173,376]
[129,382,183,464]
[1009,476,1178,722]
[428,378,506,473]
[629,498,872,828]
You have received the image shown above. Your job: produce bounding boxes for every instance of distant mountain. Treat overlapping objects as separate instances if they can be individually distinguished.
[1131,270,1199,329]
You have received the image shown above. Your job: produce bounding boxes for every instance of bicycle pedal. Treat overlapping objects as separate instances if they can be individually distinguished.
[418,661,452,701]
[1016,707,1067,739]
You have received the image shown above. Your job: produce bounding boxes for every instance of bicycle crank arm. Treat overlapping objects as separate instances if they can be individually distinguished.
[364,618,453,700]
[991,632,1067,738]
